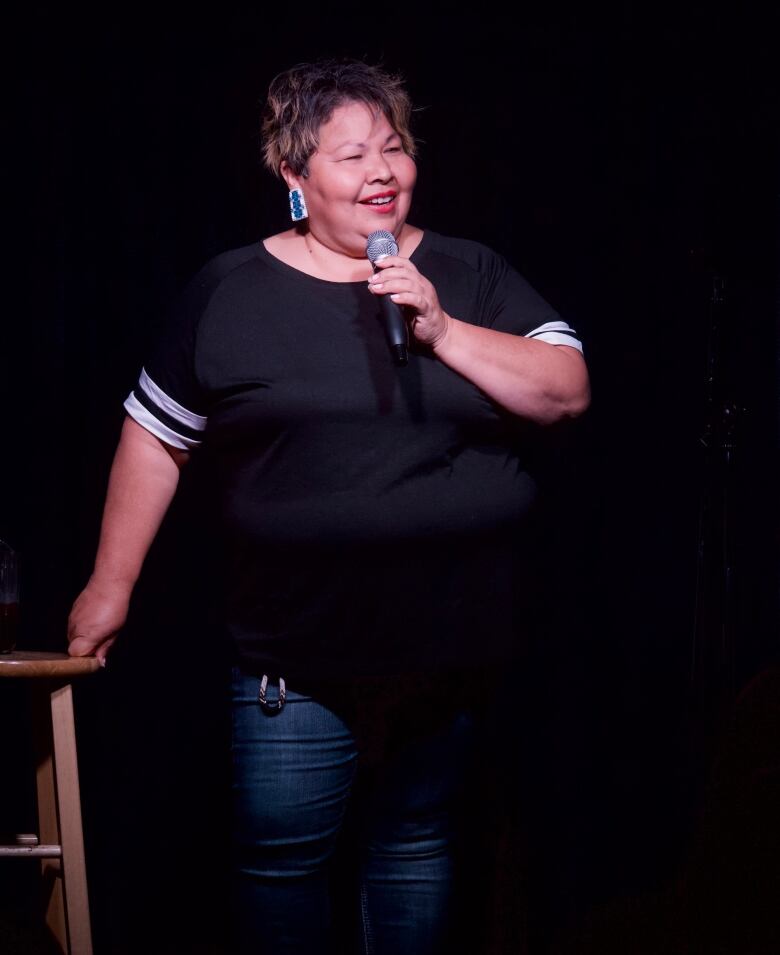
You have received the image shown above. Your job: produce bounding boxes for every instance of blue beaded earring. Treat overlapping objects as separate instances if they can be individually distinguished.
[289,187,308,222]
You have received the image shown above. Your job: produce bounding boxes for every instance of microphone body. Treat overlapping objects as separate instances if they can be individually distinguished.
[366,230,408,366]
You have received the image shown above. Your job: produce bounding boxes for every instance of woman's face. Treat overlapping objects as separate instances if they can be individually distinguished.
[285,100,417,257]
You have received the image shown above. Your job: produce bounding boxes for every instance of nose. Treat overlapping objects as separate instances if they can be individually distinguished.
[365,149,393,183]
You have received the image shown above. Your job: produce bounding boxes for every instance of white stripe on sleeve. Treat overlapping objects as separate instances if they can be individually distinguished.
[123,392,202,450]
[137,368,208,431]
[525,321,583,353]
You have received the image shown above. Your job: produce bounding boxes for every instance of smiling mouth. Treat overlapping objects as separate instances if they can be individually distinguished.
[359,192,398,206]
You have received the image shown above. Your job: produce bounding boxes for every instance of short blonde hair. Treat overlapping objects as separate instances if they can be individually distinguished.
[261,58,418,178]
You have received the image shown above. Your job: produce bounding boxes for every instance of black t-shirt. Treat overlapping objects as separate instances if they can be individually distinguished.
[125,229,582,680]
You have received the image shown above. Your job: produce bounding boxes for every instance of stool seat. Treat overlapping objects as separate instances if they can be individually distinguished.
[1,649,98,954]
[0,651,101,679]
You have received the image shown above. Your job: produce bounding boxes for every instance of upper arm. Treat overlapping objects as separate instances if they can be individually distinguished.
[160,441,192,470]
[552,345,591,414]
[121,415,192,470]
[554,344,588,364]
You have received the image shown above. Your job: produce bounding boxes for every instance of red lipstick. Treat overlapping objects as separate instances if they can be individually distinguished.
[359,190,397,213]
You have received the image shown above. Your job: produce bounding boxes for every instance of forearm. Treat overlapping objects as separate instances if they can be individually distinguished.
[367,255,591,422]
[90,415,187,593]
[431,315,591,425]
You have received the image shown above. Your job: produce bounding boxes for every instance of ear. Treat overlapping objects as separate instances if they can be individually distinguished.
[280,160,304,192]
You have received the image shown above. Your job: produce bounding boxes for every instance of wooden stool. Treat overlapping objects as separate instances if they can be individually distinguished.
[0,651,100,955]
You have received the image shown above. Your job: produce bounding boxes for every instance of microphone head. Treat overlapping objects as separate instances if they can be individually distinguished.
[366,230,398,264]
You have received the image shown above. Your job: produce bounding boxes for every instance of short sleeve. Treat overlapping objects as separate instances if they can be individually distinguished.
[123,273,212,450]
[479,249,583,353]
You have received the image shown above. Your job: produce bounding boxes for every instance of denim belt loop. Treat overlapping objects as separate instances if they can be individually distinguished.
[258,674,287,714]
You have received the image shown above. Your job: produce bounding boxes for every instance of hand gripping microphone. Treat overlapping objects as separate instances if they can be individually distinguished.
[366,230,408,366]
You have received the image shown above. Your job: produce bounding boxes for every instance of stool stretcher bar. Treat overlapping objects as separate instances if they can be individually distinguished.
[0,845,63,858]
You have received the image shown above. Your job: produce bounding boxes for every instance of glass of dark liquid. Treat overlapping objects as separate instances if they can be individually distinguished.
[0,540,19,654]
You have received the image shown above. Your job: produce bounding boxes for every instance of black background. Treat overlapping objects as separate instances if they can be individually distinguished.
[2,5,779,953]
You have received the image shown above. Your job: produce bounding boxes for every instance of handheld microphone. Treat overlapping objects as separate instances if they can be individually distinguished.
[366,230,408,366]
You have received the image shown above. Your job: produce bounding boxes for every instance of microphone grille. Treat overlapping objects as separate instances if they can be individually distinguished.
[366,230,398,264]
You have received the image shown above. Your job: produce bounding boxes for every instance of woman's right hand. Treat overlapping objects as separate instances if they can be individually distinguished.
[67,576,131,667]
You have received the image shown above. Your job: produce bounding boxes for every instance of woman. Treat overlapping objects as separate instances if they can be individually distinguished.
[68,59,589,954]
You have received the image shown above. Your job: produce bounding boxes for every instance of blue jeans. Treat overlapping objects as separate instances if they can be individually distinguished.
[229,665,481,954]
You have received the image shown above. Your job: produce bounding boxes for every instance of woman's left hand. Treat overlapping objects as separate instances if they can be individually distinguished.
[367,256,450,349]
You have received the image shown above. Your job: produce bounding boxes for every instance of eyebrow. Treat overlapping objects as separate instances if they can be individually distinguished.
[334,132,400,150]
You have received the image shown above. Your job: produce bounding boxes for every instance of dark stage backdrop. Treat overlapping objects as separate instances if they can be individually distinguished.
[2,7,778,954]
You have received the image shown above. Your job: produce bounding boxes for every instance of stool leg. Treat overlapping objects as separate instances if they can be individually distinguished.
[33,685,68,953]
[50,682,94,955]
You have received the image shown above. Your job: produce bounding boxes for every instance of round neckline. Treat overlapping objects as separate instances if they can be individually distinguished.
[256,229,433,288]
